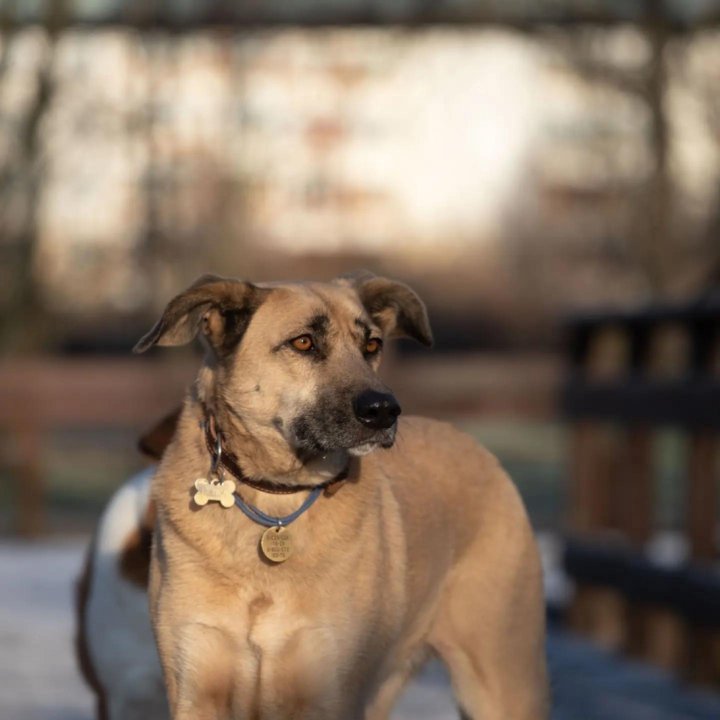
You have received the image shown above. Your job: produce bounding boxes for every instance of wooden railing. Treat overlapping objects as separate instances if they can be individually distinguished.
[560,297,720,683]
[0,357,195,536]
[0,352,559,537]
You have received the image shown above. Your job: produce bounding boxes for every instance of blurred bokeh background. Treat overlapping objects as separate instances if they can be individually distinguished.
[0,1,719,719]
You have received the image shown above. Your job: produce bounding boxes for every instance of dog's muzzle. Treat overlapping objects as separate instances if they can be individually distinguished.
[287,388,401,458]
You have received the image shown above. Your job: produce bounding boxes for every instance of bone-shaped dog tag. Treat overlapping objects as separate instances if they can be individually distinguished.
[193,477,236,508]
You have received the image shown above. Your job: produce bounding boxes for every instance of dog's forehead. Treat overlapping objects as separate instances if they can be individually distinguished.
[254,281,369,330]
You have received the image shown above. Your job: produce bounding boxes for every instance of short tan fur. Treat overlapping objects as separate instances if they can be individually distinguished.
[134,272,549,720]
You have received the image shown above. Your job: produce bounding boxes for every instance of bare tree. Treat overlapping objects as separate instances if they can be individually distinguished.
[0,0,68,352]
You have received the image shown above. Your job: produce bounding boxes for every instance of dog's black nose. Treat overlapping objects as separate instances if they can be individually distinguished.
[353,390,401,430]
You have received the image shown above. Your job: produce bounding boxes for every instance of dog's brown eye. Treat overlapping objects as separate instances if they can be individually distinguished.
[365,338,382,355]
[291,335,314,352]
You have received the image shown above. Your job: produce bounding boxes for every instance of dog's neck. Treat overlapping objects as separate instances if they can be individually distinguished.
[194,393,349,491]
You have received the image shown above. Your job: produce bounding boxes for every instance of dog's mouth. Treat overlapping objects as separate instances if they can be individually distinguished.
[347,440,382,457]
[285,416,397,460]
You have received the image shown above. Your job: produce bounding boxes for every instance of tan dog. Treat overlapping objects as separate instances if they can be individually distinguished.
[133,272,548,720]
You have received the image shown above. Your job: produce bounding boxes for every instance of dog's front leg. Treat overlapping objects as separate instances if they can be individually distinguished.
[154,614,238,720]
[149,539,237,719]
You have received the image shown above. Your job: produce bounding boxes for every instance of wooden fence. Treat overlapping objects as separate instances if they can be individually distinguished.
[561,298,720,683]
[0,357,194,536]
[0,352,559,537]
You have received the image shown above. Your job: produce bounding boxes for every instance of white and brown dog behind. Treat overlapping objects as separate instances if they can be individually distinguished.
[76,272,549,720]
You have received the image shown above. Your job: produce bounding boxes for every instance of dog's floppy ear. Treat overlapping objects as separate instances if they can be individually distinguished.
[341,271,433,347]
[133,274,270,354]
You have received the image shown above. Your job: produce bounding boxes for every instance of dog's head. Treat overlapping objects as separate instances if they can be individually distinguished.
[134,272,432,463]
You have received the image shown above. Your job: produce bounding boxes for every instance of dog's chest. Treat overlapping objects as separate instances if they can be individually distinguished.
[218,546,402,697]
[235,585,358,664]
[215,589,370,714]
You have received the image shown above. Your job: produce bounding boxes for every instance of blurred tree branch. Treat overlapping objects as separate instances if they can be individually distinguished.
[637,0,673,295]
[1,2,719,34]
[0,0,717,356]
[0,0,67,352]
[541,1,718,298]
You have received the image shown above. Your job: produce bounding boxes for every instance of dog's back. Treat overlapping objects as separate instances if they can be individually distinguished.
[75,468,168,720]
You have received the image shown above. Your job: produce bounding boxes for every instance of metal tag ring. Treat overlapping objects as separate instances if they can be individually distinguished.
[211,429,223,474]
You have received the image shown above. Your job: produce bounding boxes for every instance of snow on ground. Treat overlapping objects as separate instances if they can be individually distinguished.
[0,539,458,720]
[0,540,91,720]
[5,537,720,720]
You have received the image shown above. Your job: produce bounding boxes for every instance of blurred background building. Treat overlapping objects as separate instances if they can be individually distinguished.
[0,1,719,719]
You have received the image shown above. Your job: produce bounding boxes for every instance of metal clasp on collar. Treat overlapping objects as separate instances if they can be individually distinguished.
[203,416,224,480]
[211,429,223,476]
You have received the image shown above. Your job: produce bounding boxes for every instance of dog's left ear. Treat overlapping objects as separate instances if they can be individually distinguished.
[341,271,433,347]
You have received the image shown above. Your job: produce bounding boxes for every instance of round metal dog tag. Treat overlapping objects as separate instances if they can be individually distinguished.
[260,526,293,563]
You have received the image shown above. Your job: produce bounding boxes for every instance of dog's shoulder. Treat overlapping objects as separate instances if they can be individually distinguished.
[394,415,497,464]
[368,416,535,564]
[385,415,523,507]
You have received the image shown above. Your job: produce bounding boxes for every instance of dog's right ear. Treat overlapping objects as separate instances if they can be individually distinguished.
[133,274,270,355]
